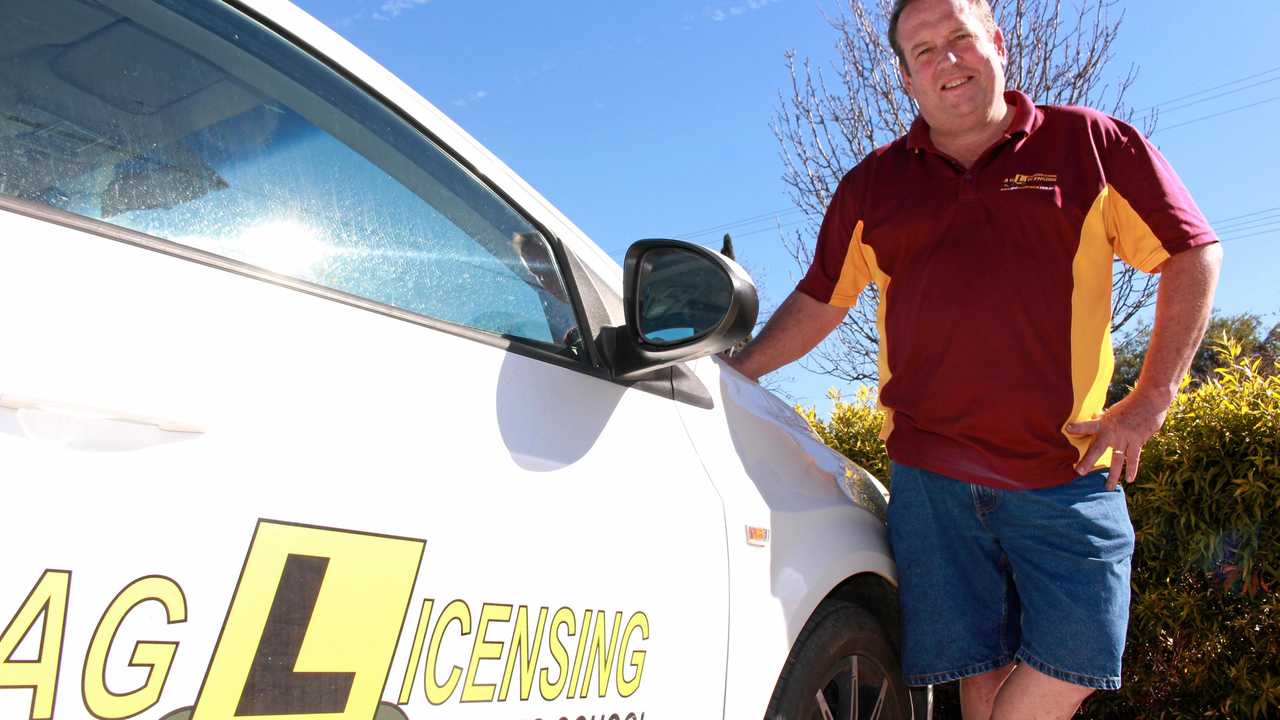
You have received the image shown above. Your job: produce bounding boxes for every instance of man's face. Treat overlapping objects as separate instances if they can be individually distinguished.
[897,0,1006,133]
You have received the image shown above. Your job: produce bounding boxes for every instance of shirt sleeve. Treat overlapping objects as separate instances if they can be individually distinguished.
[1099,118,1219,272]
[796,170,872,307]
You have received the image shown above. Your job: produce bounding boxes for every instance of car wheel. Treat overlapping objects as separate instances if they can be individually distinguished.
[765,599,915,720]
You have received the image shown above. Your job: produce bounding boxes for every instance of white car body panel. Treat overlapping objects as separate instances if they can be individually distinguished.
[678,357,896,718]
[0,208,730,719]
[0,0,902,718]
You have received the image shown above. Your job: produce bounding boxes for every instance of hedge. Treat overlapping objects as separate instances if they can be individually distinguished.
[798,385,891,488]
[799,339,1280,718]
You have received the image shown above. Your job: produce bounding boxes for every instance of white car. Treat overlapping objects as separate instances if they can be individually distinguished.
[0,1,926,718]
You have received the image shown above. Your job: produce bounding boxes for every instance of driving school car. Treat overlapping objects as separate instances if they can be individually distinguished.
[0,0,925,718]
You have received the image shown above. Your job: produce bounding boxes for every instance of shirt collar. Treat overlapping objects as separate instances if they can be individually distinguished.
[906,90,1042,154]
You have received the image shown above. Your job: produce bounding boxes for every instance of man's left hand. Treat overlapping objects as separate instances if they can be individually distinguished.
[1065,390,1172,491]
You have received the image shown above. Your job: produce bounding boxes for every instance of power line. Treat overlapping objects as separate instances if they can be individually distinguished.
[1215,216,1280,235]
[677,206,803,238]
[1219,218,1280,236]
[1153,94,1280,135]
[730,217,810,240]
[689,209,808,239]
[1212,206,1280,226]
[1135,64,1280,114]
[1219,227,1279,243]
[1156,76,1280,116]
[1218,228,1280,242]
[1215,208,1280,224]
[1219,228,1280,243]
[1216,216,1280,233]
[679,207,796,237]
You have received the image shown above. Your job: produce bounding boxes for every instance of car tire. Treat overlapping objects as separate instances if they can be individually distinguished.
[765,599,917,720]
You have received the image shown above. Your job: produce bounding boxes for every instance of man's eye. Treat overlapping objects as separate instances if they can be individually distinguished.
[916,47,932,57]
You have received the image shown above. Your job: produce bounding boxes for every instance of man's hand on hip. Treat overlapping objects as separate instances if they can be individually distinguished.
[1066,389,1172,491]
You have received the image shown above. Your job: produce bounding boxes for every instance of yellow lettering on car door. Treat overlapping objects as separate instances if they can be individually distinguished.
[0,570,71,720]
[82,576,186,720]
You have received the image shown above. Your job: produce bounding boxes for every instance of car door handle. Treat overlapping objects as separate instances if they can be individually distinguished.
[0,393,204,452]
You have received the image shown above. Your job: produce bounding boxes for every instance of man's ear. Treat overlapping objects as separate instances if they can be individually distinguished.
[899,59,914,97]
[993,26,1007,64]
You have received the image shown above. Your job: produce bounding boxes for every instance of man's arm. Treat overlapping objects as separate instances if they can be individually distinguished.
[1067,242,1223,489]
[722,290,849,381]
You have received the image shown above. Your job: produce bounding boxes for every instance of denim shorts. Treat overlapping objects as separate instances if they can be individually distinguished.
[886,462,1135,690]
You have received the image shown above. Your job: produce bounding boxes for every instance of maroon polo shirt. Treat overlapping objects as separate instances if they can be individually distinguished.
[797,91,1218,490]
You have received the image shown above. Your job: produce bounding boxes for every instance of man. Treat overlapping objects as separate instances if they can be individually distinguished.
[724,0,1222,717]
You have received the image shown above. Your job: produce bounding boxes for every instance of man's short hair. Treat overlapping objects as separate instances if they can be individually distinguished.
[888,0,998,70]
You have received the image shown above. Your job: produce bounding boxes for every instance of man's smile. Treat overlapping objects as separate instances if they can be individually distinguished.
[941,76,975,91]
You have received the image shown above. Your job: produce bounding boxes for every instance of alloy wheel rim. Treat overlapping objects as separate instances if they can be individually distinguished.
[812,653,895,720]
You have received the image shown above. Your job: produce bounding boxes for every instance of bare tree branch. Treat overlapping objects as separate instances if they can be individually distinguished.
[773,0,1159,384]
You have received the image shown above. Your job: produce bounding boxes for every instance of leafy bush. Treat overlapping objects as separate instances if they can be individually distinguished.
[797,386,890,487]
[1085,340,1280,719]
[799,341,1280,718]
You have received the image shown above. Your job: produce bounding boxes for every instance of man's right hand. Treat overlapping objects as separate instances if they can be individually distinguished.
[719,290,850,382]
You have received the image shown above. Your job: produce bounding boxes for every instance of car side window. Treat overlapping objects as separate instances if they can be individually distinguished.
[0,0,579,352]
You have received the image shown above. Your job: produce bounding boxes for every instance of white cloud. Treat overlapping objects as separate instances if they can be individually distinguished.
[513,60,559,86]
[705,0,783,23]
[451,90,490,108]
[331,11,368,28]
[373,0,431,21]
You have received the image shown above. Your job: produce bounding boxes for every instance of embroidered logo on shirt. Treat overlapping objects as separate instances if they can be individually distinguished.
[1001,172,1058,191]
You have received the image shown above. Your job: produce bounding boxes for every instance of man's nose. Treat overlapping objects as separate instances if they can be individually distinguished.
[942,50,960,65]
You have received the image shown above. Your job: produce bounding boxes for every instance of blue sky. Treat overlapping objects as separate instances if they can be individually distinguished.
[294,0,1280,411]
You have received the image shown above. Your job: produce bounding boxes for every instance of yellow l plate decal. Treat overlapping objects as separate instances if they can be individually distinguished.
[193,520,425,720]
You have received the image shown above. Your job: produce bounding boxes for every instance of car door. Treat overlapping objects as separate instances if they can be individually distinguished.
[0,1,729,718]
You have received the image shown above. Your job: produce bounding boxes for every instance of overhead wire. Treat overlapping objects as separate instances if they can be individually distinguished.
[1153,94,1280,134]
[1221,219,1280,233]
[1134,64,1280,114]
[1215,217,1280,236]
[1155,75,1280,115]
[677,206,804,239]
[1219,227,1279,243]
[729,217,811,240]
[1211,206,1280,226]
[1219,218,1280,235]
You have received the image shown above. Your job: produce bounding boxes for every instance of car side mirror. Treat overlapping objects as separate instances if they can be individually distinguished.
[600,239,758,381]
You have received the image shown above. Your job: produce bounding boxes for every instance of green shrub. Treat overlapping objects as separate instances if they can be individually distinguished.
[1084,340,1280,719]
[797,386,891,487]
